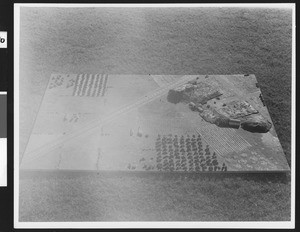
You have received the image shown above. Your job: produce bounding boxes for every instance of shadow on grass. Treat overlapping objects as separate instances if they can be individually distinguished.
[19,169,290,184]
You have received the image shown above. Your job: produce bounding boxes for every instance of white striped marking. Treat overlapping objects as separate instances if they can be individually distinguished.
[196,123,251,156]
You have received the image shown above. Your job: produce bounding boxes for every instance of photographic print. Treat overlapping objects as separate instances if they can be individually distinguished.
[14,4,294,229]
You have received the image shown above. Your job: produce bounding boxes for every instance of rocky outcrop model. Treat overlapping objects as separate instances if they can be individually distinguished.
[167,78,272,133]
[240,114,272,133]
[167,80,222,105]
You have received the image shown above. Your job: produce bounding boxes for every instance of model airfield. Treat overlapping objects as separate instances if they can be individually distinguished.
[20,74,290,172]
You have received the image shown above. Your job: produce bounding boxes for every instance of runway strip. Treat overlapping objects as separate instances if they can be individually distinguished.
[151,75,179,87]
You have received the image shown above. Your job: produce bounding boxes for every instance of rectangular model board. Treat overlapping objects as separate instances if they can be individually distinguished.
[20,74,290,172]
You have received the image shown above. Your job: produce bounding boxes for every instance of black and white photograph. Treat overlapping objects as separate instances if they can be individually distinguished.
[14,3,295,229]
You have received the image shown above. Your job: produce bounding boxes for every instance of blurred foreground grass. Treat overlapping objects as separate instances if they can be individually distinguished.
[20,172,290,221]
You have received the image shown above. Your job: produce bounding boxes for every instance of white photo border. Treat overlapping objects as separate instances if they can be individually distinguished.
[14,3,296,229]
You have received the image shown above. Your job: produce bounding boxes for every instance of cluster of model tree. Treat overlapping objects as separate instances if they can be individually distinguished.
[154,134,227,172]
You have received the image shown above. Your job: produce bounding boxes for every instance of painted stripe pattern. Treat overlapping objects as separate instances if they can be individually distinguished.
[196,123,251,156]
[72,74,108,97]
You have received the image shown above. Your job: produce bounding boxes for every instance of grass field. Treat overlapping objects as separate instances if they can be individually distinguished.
[18,7,292,222]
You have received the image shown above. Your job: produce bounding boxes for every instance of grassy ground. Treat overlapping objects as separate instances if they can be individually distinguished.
[18,7,292,221]
[20,171,290,222]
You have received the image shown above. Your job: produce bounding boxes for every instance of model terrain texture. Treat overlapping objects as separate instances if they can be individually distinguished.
[20,74,290,172]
